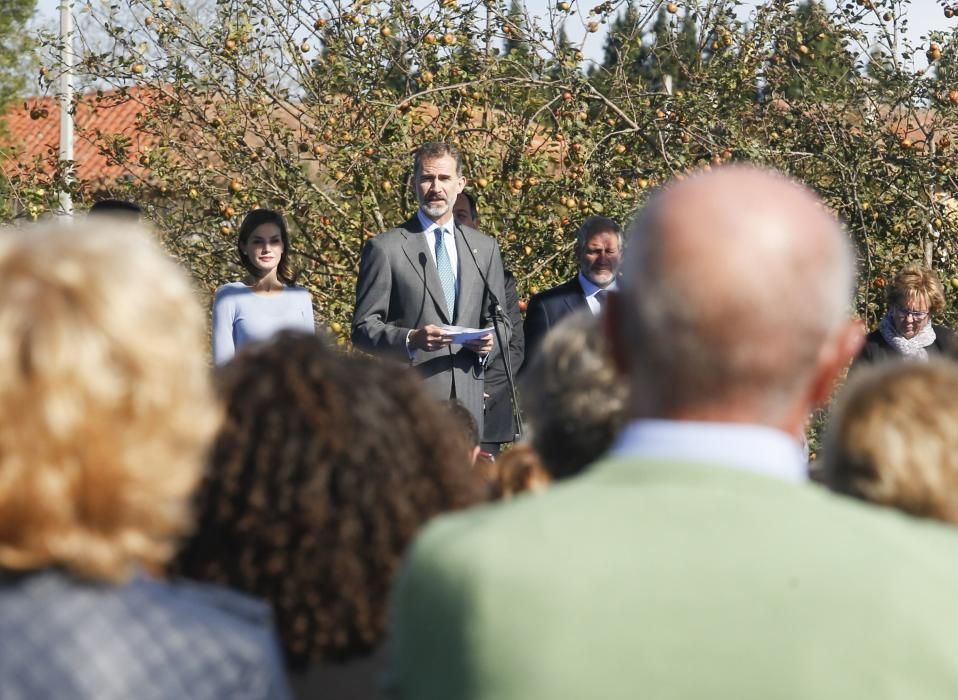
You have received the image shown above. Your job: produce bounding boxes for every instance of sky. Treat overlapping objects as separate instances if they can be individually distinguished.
[32,0,954,66]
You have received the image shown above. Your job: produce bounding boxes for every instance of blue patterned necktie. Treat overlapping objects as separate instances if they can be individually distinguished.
[434,227,457,320]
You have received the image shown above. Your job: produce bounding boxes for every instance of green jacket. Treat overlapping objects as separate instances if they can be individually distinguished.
[388,458,958,699]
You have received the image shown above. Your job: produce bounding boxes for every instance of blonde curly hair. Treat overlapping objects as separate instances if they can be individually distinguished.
[0,221,220,581]
[823,360,958,523]
[886,263,946,316]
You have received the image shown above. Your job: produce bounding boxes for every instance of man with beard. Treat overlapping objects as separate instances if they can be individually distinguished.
[388,165,958,700]
[523,216,622,366]
[352,142,510,434]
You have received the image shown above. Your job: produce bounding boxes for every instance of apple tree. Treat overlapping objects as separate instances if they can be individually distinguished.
[8,0,958,368]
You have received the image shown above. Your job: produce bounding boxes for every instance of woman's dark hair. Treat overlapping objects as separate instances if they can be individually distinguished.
[88,199,143,220]
[446,399,479,446]
[172,333,485,668]
[237,208,295,284]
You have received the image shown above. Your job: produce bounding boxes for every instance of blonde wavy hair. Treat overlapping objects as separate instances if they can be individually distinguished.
[0,221,220,581]
[822,361,958,523]
[886,263,946,316]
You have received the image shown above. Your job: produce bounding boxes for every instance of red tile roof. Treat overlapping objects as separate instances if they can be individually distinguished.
[1,87,159,186]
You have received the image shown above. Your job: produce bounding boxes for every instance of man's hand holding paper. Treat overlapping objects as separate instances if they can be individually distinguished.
[440,325,495,354]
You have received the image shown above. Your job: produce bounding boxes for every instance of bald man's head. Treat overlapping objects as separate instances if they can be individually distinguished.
[611,165,860,429]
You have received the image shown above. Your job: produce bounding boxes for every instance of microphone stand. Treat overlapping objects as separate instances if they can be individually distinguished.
[457,223,524,442]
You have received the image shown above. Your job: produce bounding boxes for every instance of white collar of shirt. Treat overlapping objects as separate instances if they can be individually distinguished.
[417,209,458,281]
[578,272,616,315]
[611,419,808,483]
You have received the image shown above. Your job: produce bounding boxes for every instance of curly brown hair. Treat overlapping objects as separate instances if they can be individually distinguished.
[171,332,485,668]
[482,443,551,500]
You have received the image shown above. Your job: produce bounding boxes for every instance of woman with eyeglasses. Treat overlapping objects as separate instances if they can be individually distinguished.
[853,264,958,367]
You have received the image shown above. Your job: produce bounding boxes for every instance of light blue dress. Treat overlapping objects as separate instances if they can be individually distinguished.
[211,282,315,365]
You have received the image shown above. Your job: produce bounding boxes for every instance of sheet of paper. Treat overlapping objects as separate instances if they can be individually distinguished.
[439,325,494,343]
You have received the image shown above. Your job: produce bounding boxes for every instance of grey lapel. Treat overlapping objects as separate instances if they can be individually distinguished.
[400,215,452,324]
[454,224,483,326]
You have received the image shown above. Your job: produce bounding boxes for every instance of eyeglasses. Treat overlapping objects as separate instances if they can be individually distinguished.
[894,306,929,320]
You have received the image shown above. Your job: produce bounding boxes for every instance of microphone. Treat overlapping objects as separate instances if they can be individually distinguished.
[455,222,524,441]
[416,252,429,350]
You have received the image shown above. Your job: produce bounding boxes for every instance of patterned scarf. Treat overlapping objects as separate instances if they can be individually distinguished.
[879,312,936,361]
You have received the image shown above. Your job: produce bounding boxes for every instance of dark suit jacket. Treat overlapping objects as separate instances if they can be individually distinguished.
[0,569,290,699]
[851,324,958,371]
[522,276,587,368]
[289,646,387,700]
[351,214,510,434]
[482,270,525,444]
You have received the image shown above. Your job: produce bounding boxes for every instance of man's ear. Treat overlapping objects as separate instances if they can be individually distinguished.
[604,290,631,375]
[807,318,865,408]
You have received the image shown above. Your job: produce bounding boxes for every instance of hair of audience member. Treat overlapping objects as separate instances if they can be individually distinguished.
[0,222,219,582]
[172,333,486,668]
[573,215,624,261]
[413,141,463,178]
[88,199,143,219]
[237,208,295,284]
[483,443,551,500]
[886,263,946,316]
[521,310,628,479]
[459,191,478,222]
[821,361,958,523]
[618,164,856,422]
[446,400,479,447]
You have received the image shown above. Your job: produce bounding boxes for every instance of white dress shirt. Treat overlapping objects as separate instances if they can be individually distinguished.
[417,209,459,287]
[611,419,808,483]
[578,272,617,315]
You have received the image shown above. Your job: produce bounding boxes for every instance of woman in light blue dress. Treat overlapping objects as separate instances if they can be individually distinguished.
[212,209,315,364]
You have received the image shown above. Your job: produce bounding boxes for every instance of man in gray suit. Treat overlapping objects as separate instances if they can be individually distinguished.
[351,142,510,433]
[386,165,958,700]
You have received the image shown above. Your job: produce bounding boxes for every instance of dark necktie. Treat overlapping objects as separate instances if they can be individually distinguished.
[595,289,608,313]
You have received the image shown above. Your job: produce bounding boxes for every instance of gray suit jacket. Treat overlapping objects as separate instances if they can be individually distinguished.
[351,214,510,434]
